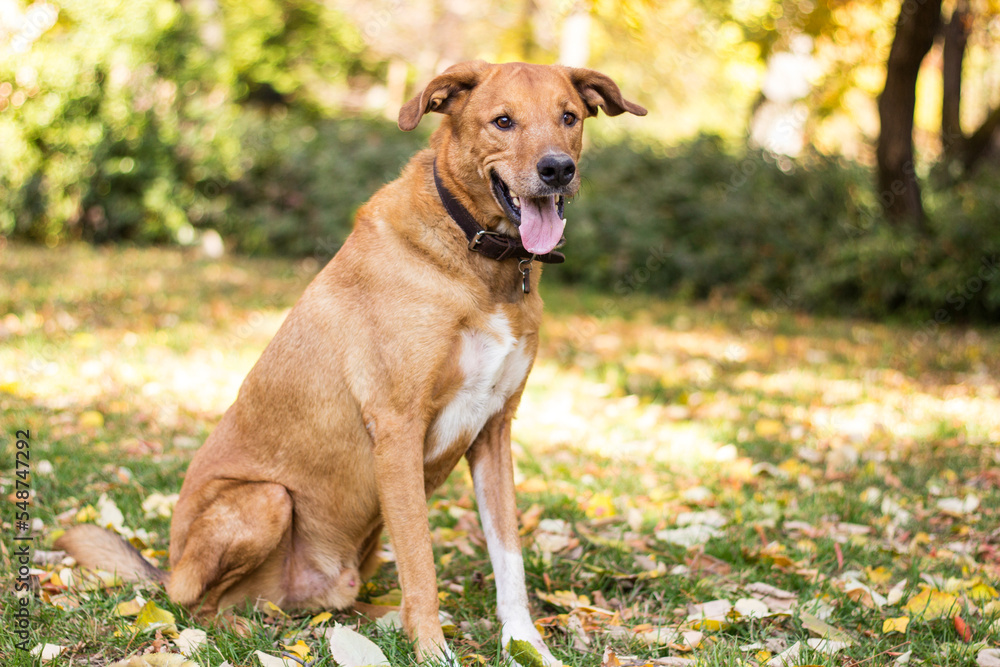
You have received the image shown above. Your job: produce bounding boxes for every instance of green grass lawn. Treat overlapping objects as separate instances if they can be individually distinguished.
[2,243,998,667]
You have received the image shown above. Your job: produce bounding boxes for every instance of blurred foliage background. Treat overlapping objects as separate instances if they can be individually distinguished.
[1,0,999,320]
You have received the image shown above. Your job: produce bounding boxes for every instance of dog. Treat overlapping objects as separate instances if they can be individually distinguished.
[56,60,645,664]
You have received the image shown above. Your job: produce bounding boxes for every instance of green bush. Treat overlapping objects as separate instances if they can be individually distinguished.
[555,136,1000,321]
[0,0,371,246]
[206,113,428,256]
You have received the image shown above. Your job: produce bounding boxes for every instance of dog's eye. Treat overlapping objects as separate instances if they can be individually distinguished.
[563,112,578,127]
[493,115,513,130]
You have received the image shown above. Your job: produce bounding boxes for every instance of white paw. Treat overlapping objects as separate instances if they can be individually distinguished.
[502,620,561,667]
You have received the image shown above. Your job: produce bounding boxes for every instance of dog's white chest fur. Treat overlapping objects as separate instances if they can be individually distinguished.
[426,312,532,464]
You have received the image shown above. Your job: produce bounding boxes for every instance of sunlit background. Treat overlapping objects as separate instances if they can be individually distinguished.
[1,0,999,318]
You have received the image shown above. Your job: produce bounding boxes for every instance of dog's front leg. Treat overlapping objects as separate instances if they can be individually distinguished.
[371,415,452,664]
[467,410,562,667]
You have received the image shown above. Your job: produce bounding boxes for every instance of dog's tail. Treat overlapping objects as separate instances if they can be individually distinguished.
[54,524,169,585]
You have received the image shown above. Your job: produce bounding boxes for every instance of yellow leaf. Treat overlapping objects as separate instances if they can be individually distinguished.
[262,600,287,617]
[134,600,178,637]
[114,598,146,617]
[309,612,333,626]
[754,419,783,438]
[583,492,616,519]
[903,587,960,620]
[536,589,591,611]
[281,640,311,661]
[865,566,893,587]
[370,588,402,606]
[75,505,98,522]
[0,381,22,396]
[967,582,999,602]
[79,410,105,429]
[882,616,910,634]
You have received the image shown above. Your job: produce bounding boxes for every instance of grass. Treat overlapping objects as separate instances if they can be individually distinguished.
[1,242,998,667]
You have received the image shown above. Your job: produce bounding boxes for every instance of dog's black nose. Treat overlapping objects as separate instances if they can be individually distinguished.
[537,154,576,188]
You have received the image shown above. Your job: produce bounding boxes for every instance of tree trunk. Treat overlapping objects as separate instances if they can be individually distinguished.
[962,105,1000,172]
[940,0,969,162]
[876,0,942,224]
[938,2,1000,177]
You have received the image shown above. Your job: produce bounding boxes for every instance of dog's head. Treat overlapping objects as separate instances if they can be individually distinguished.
[399,61,646,255]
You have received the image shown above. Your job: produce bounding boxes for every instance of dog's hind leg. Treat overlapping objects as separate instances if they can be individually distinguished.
[167,480,292,617]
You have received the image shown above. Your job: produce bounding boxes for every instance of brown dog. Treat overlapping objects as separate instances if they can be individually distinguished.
[57,61,645,664]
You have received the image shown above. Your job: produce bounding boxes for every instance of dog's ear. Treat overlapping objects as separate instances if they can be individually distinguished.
[565,67,647,118]
[398,60,489,131]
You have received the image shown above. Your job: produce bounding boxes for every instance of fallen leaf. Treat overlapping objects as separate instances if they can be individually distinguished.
[601,646,622,667]
[79,410,105,429]
[978,649,1000,667]
[843,579,887,608]
[173,628,207,656]
[903,587,960,620]
[882,616,910,634]
[807,638,851,654]
[583,492,617,518]
[936,495,979,516]
[954,613,972,642]
[254,651,299,667]
[655,524,722,547]
[95,493,126,533]
[325,624,390,666]
[309,611,333,626]
[30,644,66,661]
[282,640,311,660]
[110,655,195,667]
[114,597,147,617]
[798,611,854,645]
[755,418,783,438]
[675,509,727,528]
[142,492,179,520]
[260,600,288,618]
[733,598,770,619]
[633,625,680,646]
[375,610,403,632]
[686,599,732,630]
[766,640,801,667]
[536,589,592,611]
[133,600,178,637]
[507,639,545,667]
[745,582,797,612]
[369,588,402,606]
[887,580,907,606]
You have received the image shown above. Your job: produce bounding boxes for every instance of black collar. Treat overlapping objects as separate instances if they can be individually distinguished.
[432,161,565,265]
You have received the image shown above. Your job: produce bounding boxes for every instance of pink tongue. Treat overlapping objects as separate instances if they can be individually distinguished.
[518,196,565,255]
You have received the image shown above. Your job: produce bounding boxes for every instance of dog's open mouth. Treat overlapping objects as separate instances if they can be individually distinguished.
[491,172,566,255]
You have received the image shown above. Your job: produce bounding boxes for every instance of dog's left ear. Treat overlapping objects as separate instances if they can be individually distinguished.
[565,67,647,118]
[398,60,489,131]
